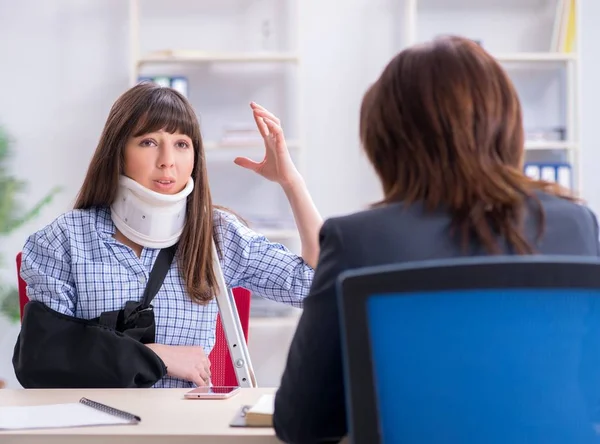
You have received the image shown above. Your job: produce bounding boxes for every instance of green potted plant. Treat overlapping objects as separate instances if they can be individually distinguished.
[0,126,60,388]
[0,127,60,322]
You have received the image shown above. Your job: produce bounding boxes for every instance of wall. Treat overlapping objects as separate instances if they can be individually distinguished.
[0,0,131,387]
[0,0,131,267]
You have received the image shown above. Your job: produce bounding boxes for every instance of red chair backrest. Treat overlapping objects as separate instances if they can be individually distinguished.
[16,252,28,322]
[15,252,251,387]
[210,287,251,387]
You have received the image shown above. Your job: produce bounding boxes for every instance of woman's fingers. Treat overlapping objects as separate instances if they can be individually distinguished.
[189,370,208,387]
[251,103,281,126]
[252,109,269,138]
[233,157,261,171]
[263,117,283,140]
[197,366,211,386]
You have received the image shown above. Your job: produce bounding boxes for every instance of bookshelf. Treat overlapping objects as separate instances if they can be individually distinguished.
[402,0,579,193]
[128,0,303,317]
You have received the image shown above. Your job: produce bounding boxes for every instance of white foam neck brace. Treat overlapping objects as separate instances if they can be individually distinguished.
[111,175,194,249]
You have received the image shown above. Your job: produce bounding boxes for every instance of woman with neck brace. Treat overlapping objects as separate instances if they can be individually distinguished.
[17,82,321,388]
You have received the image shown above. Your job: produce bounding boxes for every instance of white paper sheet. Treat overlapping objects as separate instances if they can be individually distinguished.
[0,402,132,430]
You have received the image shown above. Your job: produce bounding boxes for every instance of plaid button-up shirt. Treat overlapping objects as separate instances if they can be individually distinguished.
[20,206,313,387]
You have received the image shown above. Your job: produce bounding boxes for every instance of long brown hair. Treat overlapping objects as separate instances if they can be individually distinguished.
[75,82,217,304]
[360,36,574,254]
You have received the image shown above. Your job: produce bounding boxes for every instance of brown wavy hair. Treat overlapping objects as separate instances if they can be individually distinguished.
[75,82,217,304]
[359,36,574,254]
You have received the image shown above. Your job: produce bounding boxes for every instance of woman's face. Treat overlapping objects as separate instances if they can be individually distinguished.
[123,129,194,194]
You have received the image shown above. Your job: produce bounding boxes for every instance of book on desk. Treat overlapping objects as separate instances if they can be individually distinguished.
[230,393,274,427]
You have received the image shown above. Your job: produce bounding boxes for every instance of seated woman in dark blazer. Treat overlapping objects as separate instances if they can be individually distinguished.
[272,35,600,443]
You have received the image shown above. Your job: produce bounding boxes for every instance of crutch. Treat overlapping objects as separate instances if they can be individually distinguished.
[211,241,257,387]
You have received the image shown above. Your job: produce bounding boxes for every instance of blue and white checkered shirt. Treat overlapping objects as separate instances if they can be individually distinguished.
[20,206,313,388]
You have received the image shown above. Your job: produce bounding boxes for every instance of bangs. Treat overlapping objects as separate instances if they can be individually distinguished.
[132,88,198,140]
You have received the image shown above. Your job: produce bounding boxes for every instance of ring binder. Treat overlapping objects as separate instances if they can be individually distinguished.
[79,397,141,423]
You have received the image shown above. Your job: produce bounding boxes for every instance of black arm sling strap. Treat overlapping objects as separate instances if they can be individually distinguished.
[94,243,178,344]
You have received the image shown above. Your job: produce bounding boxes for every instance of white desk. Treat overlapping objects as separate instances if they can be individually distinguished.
[0,388,280,444]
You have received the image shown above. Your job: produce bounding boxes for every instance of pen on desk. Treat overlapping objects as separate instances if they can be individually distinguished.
[79,397,142,422]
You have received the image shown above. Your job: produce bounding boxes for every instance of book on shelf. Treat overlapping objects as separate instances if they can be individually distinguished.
[524,162,572,189]
[550,0,577,53]
[138,76,189,98]
[525,127,566,143]
[219,124,263,146]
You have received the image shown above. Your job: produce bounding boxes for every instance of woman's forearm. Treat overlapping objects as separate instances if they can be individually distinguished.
[281,177,323,269]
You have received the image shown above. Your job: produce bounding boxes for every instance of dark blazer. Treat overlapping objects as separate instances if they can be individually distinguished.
[272,193,600,443]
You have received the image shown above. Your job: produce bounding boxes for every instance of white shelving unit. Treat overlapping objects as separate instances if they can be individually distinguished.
[127,0,303,252]
[137,52,301,66]
[401,0,580,193]
[203,139,301,151]
[494,52,576,62]
[127,0,303,319]
[525,141,576,150]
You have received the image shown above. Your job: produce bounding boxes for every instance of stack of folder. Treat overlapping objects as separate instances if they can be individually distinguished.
[524,162,572,189]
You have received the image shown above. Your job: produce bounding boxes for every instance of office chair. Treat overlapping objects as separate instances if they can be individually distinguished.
[338,256,600,444]
[15,251,251,387]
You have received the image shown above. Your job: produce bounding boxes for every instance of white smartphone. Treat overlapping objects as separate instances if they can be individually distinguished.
[184,386,241,399]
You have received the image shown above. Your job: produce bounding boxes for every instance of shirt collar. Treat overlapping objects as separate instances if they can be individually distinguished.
[96,206,116,240]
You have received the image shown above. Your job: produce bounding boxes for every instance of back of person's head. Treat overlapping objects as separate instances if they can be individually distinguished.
[360,35,573,254]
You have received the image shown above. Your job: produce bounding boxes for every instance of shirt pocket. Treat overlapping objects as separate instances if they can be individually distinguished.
[71,262,141,319]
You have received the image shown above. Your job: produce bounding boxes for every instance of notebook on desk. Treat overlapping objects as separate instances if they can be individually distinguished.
[230,394,274,428]
[0,397,141,430]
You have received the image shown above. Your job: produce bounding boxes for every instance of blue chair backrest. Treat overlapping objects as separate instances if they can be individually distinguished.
[338,256,600,444]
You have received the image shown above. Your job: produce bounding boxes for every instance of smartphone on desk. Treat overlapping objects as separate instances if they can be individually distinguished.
[184,386,241,399]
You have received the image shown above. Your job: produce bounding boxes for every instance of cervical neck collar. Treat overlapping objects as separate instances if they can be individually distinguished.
[111,175,194,249]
